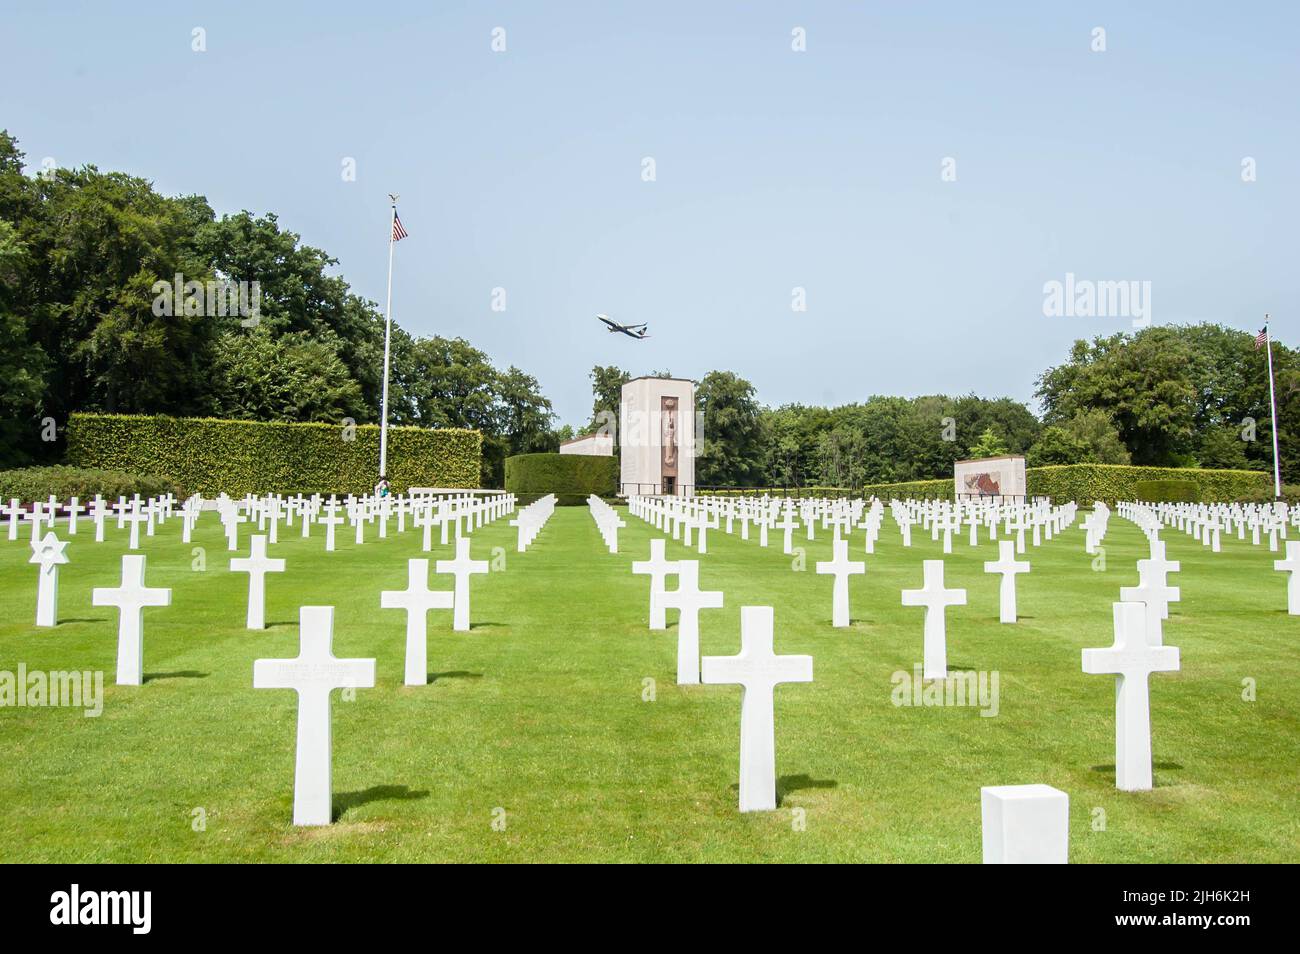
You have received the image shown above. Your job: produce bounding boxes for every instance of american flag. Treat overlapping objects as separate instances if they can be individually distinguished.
[1255,327,1269,350]
[391,211,408,242]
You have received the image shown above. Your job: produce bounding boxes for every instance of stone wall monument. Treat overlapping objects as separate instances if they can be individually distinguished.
[619,377,696,496]
[954,455,1027,500]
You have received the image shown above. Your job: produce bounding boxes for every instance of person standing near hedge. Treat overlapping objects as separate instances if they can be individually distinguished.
[375,477,391,498]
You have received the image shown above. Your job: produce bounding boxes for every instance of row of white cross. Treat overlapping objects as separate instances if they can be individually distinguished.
[1121,499,1293,553]
[621,491,1206,827]
[510,495,556,552]
[22,491,519,829]
[209,491,515,554]
[587,496,627,553]
[28,526,494,695]
[630,496,1048,661]
[7,489,516,552]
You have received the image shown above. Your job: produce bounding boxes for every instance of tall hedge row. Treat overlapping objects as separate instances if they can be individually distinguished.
[706,481,951,501]
[0,466,181,504]
[1026,464,1268,504]
[66,413,481,496]
[692,464,1270,503]
[856,478,954,501]
[1133,479,1200,504]
[505,453,617,505]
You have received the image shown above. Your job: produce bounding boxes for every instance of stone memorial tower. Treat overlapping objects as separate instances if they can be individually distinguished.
[619,377,696,496]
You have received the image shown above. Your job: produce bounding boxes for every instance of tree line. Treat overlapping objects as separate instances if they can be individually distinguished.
[576,331,1297,488]
[3,130,1293,487]
[0,131,554,484]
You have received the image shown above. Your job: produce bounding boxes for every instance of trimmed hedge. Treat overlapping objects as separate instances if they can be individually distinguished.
[1134,479,1199,503]
[1233,483,1300,505]
[0,466,180,505]
[66,413,481,496]
[700,483,953,501]
[1027,464,1268,505]
[857,478,953,501]
[505,453,617,505]
[692,464,1271,504]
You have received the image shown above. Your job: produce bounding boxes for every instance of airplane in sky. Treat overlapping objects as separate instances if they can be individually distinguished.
[596,314,650,339]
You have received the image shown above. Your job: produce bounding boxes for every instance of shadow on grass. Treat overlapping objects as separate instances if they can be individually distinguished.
[1091,762,1185,786]
[333,785,429,821]
[144,671,209,683]
[265,621,297,629]
[468,622,507,631]
[57,618,109,624]
[776,774,838,803]
[429,671,483,683]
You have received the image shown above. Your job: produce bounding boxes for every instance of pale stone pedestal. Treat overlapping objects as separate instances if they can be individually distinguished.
[981,784,1069,864]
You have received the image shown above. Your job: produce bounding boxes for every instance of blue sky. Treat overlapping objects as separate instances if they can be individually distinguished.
[4,1,1296,426]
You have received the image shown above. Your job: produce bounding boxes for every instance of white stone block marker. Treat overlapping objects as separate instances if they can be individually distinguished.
[901,560,966,680]
[1119,558,1181,647]
[631,538,679,630]
[93,554,171,686]
[658,560,724,684]
[1274,541,1300,615]
[435,537,489,632]
[254,606,376,826]
[229,534,285,630]
[981,784,1069,864]
[30,531,70,627]
[701,606,812,812]
[381,559,453,686]
[983,540,1030,623]
[1082,602,1180,792]
[815,537,865,628]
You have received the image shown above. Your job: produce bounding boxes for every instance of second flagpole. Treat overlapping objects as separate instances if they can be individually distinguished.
[378,198,397,481]
[1264,315,1282,500]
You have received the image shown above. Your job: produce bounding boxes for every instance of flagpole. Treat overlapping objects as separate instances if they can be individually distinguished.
[379,204,392,480]
[1264,315,1282,499]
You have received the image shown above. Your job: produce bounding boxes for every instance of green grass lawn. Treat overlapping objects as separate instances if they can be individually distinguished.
[1,504,1297,862]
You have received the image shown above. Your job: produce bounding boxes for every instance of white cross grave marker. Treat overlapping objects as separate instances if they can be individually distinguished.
[319,507,343,552]
[435,537,489,631]
[901,560,966,680]
[1081,602,1179,791]
[1119,559,1180,645]
[4,499,21,541]
[632,538,679,630]
[983,540,1030,624]
[659,560,724,685]
[701,606,812,812]
[1274,541,1300,615]
[815,537,865,628]
[253,606,375,825]
[230,534,286,630]
[92,554,171,686]
[775,510,799,555]
[381,558,453,686]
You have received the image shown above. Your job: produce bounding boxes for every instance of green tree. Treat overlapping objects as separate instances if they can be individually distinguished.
[1037,323,1300,475]
[1027,409,1130,465]
[696,370,763,486]
[586,365,631,435]
[0,217,47,465]
[1025,426,1089,466]
[496,365,557,456]
[1197,426,1251,469]
[207,329,364,422]
[192,210,387,413]
[967,426,1009,458]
